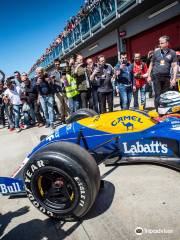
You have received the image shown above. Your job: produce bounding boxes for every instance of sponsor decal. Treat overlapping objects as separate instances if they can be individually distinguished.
[46,134,54,141]
[0,182,21,194]
[170,120,180,129]
[24,160,45,183]
[66,123,72,131]
[123,141,168,154]
[74,177,86,207]
[46,131,60,141]
[25,186,53,217]
[111,116,143,128]
[24,160,54,217]
[93,115,100,122]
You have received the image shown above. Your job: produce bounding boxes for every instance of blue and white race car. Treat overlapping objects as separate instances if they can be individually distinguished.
[0,91,180,221]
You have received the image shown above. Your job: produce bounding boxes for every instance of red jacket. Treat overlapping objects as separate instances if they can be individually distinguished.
[133,62,148,88]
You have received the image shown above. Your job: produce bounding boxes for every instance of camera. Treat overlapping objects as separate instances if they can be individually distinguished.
[121,60,128,65]
[60,62,68,68]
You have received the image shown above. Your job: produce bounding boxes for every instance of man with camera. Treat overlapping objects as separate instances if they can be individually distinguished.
[3,79,22,132]
[74,54,90,109]
[132,53,148,109]
[51,59,69,124]
[21,73,44,128]
[115,53,134,110]
[0,81,5,128]
[61,57,80,114]
[90,55,114,113]
[86,58,99,113]
[35,67,55,129]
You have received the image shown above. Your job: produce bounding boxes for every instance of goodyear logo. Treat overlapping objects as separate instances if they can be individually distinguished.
[111,116,143,127]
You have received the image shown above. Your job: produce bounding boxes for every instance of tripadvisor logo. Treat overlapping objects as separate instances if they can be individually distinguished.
[123,141,168,154]
[135,227,143,235]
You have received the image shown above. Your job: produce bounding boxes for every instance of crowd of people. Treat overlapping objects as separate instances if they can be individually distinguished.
[29,0,101,73]
[0,35,179,133]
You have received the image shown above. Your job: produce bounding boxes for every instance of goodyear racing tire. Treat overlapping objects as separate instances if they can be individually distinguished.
[23,142,100,220]
[66,108,97,124]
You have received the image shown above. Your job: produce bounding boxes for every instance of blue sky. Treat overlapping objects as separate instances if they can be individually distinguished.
[0,0,84,77]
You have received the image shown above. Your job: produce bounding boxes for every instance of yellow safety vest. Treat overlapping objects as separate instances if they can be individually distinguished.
[65,74,79,98]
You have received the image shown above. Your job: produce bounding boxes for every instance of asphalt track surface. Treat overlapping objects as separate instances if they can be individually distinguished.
[0,96,180,240]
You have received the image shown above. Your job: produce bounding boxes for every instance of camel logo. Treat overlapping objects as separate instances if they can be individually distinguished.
[121,122,134,130]
[111,115,143,129]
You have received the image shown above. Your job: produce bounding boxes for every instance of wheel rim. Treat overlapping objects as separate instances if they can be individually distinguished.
[32,168,79,213]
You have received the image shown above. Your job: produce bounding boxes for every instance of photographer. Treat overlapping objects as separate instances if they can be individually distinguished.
[90,55,114,113]
[0,81,5,128]
[21,76,44,128]
[35,67,55,129]
[74,54,90,108]
[3,79,22,132]
[86,58,99,113]
[115,53,134,110]
[61,68,80,114]
[51,59,69,124]
[132,53,148,109]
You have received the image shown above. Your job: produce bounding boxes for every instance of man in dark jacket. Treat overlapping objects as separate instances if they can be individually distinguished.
[74,54,90,108]
[35,67,55,129]
[0,81,5,128]
[147,35,178,110]
[115,53,135,110]
[51,59,69,123]
[22,74,44,128]
[86,58,99,113]
[90,55,114,113]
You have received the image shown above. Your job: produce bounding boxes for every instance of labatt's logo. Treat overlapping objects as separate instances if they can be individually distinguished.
[111,115,143,127]
[123,141,168,154]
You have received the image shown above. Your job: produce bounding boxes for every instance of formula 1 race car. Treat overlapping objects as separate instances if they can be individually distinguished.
[0,91,180,221]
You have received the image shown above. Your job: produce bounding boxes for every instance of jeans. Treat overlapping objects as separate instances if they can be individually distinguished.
[13,105,21,128]
[118,83,132,110]
[39,95,54,125]
[4,105,14,128]
[91,86,99,113]
[79,90,89,108]
[0,105,5,126]
[133,85,146,108]
[68,95,80,114]
[34,101,44,124]
[98,92,113,113]
[55,92,69,121]
[23,103,36,126]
